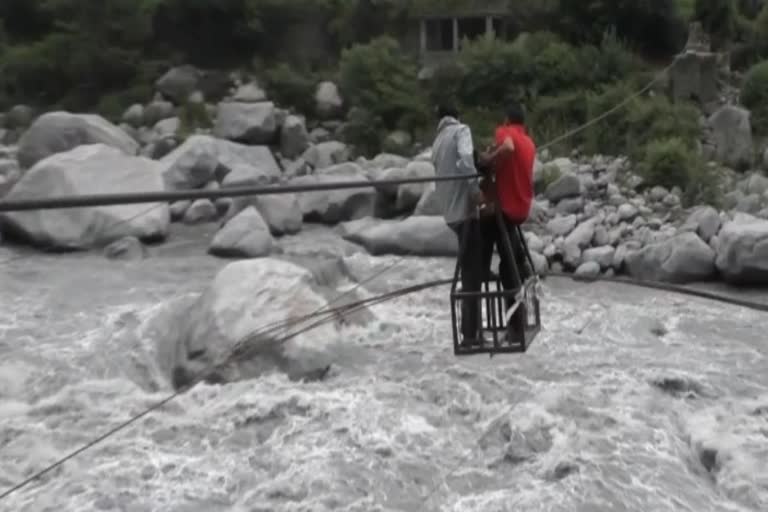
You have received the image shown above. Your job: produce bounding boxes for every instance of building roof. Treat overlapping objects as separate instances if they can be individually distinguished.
[409,0,510,18]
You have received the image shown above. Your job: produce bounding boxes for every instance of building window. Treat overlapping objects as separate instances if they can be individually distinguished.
[425,18,454,51]
[457,17,486,47]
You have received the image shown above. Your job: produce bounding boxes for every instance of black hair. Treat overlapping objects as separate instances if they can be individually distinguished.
[505,101,525,125]
[437,103,459,120]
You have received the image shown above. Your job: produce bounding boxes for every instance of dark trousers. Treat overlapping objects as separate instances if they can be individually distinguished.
[450,214,531,340]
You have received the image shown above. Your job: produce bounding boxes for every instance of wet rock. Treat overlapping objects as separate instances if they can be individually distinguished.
[625,232,716,283]
[170,200,191,221]
[302,141,349,170]
[280,115,310,159]
[156,65,202,104]
[679,206,722,242]
[159,135,219,189]
[0,144,169,249]
[374,161,435,217]
[183,199,218,224]
[582,245,615,269]
[209,206,273,258]
[17,112,139,168]
[545,173,582,202]
[104,236,148,260]
[232,82,267,103]
[339,216,457,256]
[213,101,277,144]
[168,258,343,387]
[291,173,375,224]
[575,261,601,278]
[225,194,302,236]
[714,214,768,285]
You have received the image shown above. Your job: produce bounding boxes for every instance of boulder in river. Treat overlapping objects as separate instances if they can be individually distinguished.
[624,232,716,283]
[291,172,375,224]
[209,206,273,258]
[168,258,344,388]
[714,214,768,285]
[339,215,458,256]
[0,144,169,250]
[17,111,139,169]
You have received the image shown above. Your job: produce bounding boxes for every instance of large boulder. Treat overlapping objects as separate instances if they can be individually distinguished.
[155,65,202,104]
[17,112,139,169]
[167,258,344,388]
[209,206,273,258]
[624,232,716,283]
[291,172,376,224]
[714,214,768,285]
[668,51,718,105]
[225,194,303,236]
[213,101,278,144]
[373,161,435,218]
[678,205,722,243]
[160,135,281,189]
[0,144,169,249]
[339,216,457,256]
[708,105,754,171]
[280,115,310,159]
[302,141,349,170]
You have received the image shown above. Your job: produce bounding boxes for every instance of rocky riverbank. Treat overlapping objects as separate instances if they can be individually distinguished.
[0,70,767,286]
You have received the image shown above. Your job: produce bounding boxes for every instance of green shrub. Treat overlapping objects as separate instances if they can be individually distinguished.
[637,137,722,206]
[456,36,531,107]
[263,63,318,115]
[584,81,638,155]
[528,91,587,154]
[339,36,428,155]
[626,95,701,151]
[740,60,768,134]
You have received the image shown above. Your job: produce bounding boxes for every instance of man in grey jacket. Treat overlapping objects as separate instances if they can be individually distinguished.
[431,104,485,346]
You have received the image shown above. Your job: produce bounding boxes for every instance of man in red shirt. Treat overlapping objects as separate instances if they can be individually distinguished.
[478,101,536,325]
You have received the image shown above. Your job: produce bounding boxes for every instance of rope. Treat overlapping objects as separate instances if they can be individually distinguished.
[0,61,685,503]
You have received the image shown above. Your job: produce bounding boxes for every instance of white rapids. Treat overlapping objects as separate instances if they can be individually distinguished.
[0,224,766,512]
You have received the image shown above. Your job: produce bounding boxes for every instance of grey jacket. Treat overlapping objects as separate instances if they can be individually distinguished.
[431,116,480,225]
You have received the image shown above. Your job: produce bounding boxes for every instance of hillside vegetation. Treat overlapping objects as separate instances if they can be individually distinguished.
[3,0,768,206]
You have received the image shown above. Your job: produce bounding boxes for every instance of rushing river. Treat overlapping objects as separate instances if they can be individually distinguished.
[0,224,766,512]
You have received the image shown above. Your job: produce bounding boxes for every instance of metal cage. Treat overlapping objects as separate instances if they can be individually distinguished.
[449,208,542,356]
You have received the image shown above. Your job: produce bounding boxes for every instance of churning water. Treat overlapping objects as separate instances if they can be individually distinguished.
[0,224,766,512]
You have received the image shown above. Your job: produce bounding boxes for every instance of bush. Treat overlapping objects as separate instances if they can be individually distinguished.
[637,137,722,206]
[740,60,768,134]
[584,81,638,155]
[263,63,318,115]
[456,36,531,107]
[527,91,588,153]
[339,36,428,155]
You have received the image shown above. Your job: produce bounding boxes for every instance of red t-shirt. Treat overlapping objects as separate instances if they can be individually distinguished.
[493,124,536,224]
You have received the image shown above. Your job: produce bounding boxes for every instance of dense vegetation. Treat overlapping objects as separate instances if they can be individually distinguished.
[3,0,768,206]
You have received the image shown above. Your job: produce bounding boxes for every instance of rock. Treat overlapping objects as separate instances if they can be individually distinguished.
[575,261,601,278]
[17,112,139,169]
[302,141,349,170]
[593,225,610,246]
[291,173,375,224]
[0,144,169,249]
[530,251,549,274]
[209,206,273,258]
[167,258,340,387]
[232,82,267,103]
[555,197,584,215]
[170,200,191,221]
[122,104,144,128]
[624,232,716,283]
[153,117,179,138]
[156,65,202,104]
[546,215,577,237]
[668,51,718,105]
[104,236,147,260]
[143,100,175,126]
[582,245,615,270]
[383,130,412,155]
[525,232,545,253]
[648,186,669,203]
[226,194,303,236]
[564,218,597,250]
[221,163,273,188]
[708,105,753,171]
[6,105,35,129]
[309,127,331,144]
[374,161,435,217]
[744,173,768,196]
[612,242,640,271]
[340,216,457,256]
[545,173,582,202]
[183,199,218,224]
[214,138,281,183]
[735,193,762,214]
[414,184,440,216]
[714,215,768,285]
[159,135,219,190]
[617,203,638,221]
[280,115,310,160]
[680,206,722,242]
[213,101,277,144]
[315,81,343,119]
